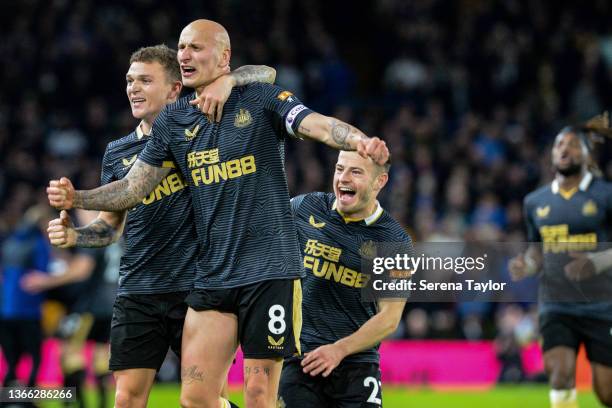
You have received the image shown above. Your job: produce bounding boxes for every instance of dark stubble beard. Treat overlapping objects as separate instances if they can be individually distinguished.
[556,162,582,177]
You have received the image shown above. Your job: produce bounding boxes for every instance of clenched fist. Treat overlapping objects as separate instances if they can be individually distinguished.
[508,254,529,281]
[47,177,75,210]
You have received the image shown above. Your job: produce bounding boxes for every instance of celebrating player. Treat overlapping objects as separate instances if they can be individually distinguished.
[509,124,612,408]
[45,44,275,408]
[278,151,411,407]
[47,19,388,408]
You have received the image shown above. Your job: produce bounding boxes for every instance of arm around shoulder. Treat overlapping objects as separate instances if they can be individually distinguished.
[295,112,389,165]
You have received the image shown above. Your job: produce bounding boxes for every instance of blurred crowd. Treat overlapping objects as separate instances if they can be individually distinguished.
[1,0,611,349]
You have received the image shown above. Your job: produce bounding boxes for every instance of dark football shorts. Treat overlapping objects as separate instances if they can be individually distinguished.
[279,357,383,407]
[87,317,111,343]
[540,312,612,366]
[186,278,302,359]
[109,291,188,371]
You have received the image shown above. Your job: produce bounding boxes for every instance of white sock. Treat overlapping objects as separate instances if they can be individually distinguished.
[550,388,578,407]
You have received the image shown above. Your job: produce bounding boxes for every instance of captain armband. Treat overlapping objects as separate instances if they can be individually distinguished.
[284,104,309,139]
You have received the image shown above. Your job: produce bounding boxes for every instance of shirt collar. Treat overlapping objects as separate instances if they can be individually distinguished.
[551,172,593,194]
[331,200,384,226]
[135,121,149,139]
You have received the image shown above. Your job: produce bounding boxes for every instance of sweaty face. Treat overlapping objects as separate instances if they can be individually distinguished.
[177,26,224,88]
[126,61,175,123]
[552,132,586,177]
[333,151,380,218]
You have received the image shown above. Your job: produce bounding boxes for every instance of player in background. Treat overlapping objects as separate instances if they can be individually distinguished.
[45,44,275,408]
[46,19,388,408]
[1,204,54,390]
[23,208,119,408]
[509,119,612,408]
[278,151,410,407]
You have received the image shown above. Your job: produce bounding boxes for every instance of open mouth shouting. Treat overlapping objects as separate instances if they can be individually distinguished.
[181,65,197,78]
[337,186,357,205]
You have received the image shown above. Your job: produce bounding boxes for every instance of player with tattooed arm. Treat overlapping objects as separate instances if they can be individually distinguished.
[47,19,388,408]
[46,44,275,408]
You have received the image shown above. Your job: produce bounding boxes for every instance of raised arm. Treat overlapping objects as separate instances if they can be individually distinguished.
[509,195,544,281]
[192,65,276,122]
[47,160,169,211]
[48,210,126,249]
[228,65,276,85]
[295,112,389,165]
[301,299,405,377]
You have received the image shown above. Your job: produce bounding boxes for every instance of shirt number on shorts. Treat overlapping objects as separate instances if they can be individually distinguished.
[363,376,382,405]
[268,304,286,335]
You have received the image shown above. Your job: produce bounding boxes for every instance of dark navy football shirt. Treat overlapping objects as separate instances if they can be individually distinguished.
[293,192,413,364]
[524,173,612,320]
[101,125,197,294]
[140,84,314,289]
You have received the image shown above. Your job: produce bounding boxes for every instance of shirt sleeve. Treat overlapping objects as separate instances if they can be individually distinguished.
[33,235,51,272]
[256,83,314,139]
[376,223,416,261]
[290,194,307,216]
[139,107,172,167]
[398,229,416,258]
[523,196,540,242]
[100,144,116,186]
[75,247,99,258]
[606,183,612,237]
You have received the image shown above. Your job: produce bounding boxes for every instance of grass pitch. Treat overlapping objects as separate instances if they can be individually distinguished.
[39,384,603,407]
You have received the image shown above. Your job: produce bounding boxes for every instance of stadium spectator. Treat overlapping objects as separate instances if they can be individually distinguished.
[1,204,54,388]
[1,0,612,362]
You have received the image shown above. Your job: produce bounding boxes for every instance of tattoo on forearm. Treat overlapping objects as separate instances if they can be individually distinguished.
[74,160,169,211]
[328,119,367,151]
[231,65,276,85]
[298,125,312,135]
[74,219,116,248]
[181,365,205,384]
[244,366,271,378]
[331,120,351,149]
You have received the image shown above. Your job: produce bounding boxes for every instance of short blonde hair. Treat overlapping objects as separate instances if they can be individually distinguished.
[129,44,180,83]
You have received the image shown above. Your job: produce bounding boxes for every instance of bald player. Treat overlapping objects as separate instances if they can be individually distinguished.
[45,44,274,408]
[47,19,389,408]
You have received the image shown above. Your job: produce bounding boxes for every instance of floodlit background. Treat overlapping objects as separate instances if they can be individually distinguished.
[1,0,611,406]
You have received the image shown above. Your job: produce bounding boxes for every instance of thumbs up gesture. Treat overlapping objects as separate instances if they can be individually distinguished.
[47,210,76,248]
